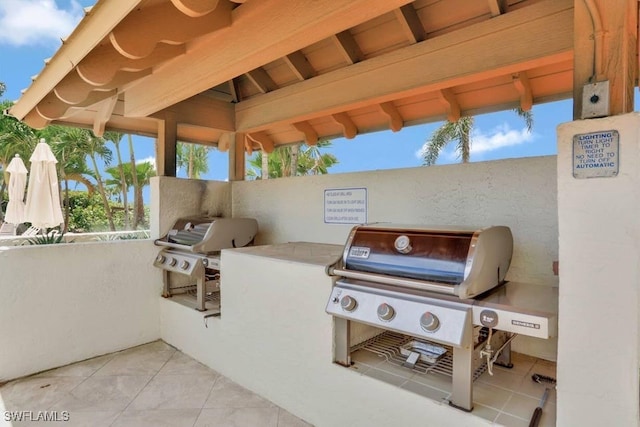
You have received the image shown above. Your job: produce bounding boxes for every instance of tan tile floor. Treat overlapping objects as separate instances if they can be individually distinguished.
[0,341,312,427]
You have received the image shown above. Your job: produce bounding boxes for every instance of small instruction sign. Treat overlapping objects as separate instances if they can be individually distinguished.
[573,130,619,179]
[324,188,367,224]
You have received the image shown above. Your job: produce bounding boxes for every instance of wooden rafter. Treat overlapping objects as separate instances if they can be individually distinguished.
[512,72,533,111]
[124,0,413,116]
[332,31,363,65]
[284,51,315,81]
[394,4,425,43]
[247,131,275,153]
[93,95,118,137]
[77,43,185,86]
[109,1,232,59]
[23,109,50,129]
[54,70,96,104]
[235,0,572,132]
[436,89,461,122]
[170,0,220,18]
[292,121,319,145]
[245,68,277,94]
[332,113,357,139]
[488,0,507,17]
[378,102,403,132]
[243,134,254,155]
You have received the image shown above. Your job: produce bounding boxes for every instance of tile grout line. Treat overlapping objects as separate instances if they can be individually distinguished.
[192,366,224,427]
[107,346,178,427]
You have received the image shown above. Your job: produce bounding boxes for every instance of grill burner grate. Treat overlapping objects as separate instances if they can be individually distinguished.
[351,331,487,381]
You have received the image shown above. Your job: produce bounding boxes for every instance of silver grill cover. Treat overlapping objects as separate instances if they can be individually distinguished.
[334,224,513,299]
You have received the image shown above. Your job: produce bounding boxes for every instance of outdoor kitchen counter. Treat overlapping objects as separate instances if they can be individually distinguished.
[160,241,495,427]
[224,241,343,266]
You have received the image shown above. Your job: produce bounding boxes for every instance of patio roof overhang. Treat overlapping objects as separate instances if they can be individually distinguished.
[6,0,639,175]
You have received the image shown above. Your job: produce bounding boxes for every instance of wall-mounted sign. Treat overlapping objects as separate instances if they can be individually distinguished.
[324,188,367,224]
[573,130,619,179]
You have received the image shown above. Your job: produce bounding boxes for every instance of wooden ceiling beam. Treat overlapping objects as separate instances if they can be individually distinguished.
[170,0,220,18]
[284,51,315,81]
[379,102,403,132]
[152,94,235,132]
[77,43,185,86]
[54,69,96,104]
[292,121,319,145]
[332,112,357,139]
[235,0,572,132]
[512,72,533,111]
[332,31,363,65]
[218,132,232,152]
[437,89,461,122]
[109,0,232,60]
[394,4,426,44]
[245,68,277,94]
[124,0,414,117]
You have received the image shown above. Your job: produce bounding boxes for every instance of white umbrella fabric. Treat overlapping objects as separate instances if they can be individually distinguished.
[24,139,64,229]
[4,154,28,225]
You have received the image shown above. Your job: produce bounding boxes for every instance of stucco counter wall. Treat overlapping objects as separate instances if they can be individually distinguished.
[0,240,162,382]
[161,243,493,427]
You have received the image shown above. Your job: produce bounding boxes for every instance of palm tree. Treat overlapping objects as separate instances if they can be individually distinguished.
[104,131,130,228]
[127,134,140,228]
[247,140,338,179]
[420,108,533,166]
[0,98,38,210]
[131,161,156,227]
[53,128,115,230]
[177,142,210,179]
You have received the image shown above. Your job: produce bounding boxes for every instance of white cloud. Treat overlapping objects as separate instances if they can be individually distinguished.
[0,0,84,47]
[470,123,534,155]
[415,122,535,163]
[137,156,156,169]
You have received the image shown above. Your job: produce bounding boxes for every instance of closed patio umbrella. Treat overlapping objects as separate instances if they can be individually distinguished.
[4,154,28,225]
[24,139,64,229]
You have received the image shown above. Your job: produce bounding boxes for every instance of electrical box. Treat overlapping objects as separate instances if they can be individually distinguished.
[581,81,610,119]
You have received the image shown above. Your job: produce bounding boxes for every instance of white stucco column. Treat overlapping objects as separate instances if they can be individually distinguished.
[557,113,640,426]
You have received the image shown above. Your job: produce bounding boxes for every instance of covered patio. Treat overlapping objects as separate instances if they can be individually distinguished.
[3,0,640,426]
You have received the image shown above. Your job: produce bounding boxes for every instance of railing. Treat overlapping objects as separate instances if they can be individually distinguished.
[0,229,150,246]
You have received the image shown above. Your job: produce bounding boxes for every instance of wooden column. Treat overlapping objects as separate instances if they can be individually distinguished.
[228,132,245,181]
[573,0,637,119]
[156,112,177,177]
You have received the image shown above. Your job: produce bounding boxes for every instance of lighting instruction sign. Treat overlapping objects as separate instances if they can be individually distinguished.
[324,188,367,224]
[573,130,619,179]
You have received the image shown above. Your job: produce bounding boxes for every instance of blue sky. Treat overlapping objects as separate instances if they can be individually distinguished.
[0,0,602,185]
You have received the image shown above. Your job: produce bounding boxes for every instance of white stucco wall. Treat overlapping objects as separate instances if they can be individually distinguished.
[0,240,162,382]
[556,113,640,426]
[150,176,231,239]
[232,157,559,359]
[232,156,558,287]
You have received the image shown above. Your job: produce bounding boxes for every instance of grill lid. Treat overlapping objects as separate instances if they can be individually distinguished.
[155,216,258,254]
[335,224,513,298]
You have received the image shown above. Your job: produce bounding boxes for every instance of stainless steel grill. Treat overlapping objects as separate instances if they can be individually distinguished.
[154,216,258,312]
[326,224,556,412]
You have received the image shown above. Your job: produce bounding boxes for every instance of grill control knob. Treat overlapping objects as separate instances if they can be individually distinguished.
[377,303,395,321]
[156,254,166,264]
[394,235,412,254]
[420,312,440,332]
[340,295,357,312]
[168,258,177,267]
[180,260,190,270]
